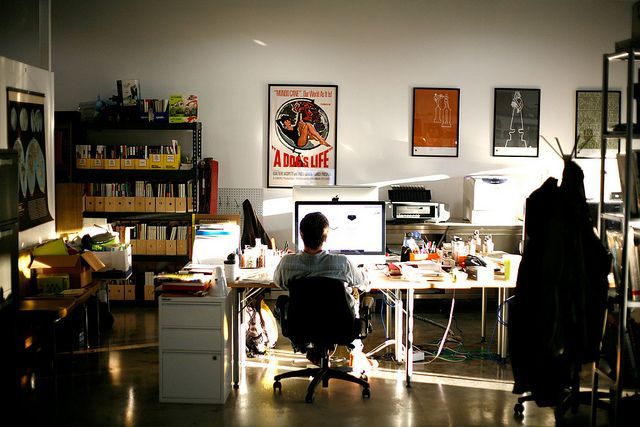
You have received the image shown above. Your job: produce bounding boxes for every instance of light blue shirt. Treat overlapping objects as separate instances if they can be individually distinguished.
[273,250,369,309]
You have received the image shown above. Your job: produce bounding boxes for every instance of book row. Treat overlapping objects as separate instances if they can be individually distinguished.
[76,152,181,170]
[76,141,179,159]
[83,181,193,197]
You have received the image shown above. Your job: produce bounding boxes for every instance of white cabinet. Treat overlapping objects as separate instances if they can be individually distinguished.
[159,295,231,404]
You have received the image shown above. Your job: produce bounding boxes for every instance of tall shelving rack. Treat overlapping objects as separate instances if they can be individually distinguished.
[73,121,202,302]
[594,43,640,426]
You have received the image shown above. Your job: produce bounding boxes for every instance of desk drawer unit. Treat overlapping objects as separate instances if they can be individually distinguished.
[159,296,231,404]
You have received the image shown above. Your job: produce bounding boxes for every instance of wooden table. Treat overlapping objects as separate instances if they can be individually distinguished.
[18,281,103,375]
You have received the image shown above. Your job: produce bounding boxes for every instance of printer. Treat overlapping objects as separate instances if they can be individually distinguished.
[463,175,524,224]
[387,185,450,222]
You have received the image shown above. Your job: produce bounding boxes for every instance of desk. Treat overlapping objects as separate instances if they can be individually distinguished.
[18,281,103,375]
[228,267,515,388]
[367,270,516,386]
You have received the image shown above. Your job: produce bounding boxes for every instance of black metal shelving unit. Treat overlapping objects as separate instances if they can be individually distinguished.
[73,121,202,302]
[594,43,640,426]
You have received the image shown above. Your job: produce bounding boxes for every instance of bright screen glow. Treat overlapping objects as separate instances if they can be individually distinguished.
[294,201,385,255]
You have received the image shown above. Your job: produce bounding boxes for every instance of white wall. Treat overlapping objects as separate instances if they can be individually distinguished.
[0,56,56,248]
[51,0,632,245]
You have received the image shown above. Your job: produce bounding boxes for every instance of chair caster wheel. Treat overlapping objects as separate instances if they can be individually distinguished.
[273,381,281,392]
[514,402,524,415]
[362,388,371,399]
[305,393,314,403]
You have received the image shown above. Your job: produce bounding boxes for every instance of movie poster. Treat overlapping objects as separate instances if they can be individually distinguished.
[7,88,53,230]
[268,84,337,188]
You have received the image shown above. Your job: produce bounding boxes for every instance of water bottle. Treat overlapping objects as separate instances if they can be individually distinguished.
[401,232,414,262]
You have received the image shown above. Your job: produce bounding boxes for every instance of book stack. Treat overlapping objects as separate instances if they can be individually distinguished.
[155,273,210,294]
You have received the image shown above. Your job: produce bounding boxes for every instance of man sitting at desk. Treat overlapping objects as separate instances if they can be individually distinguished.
[273,211,374,368]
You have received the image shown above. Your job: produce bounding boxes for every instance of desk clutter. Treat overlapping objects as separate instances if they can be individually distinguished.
[393,229,518,283]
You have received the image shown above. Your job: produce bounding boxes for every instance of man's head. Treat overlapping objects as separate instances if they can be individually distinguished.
[300,212,329,251]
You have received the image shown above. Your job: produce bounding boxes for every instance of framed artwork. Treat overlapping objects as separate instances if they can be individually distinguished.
[412,87,460,157]
[268,84,337,188]
[493,88,540,157]
[575,90,621,158]
[6,87,53,231]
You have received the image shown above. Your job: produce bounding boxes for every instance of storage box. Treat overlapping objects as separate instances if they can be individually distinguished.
[93,245,132,272]
[105,159,120,170]
[30,252,105,289]
[149,153,164,169]
[121,158,135,170]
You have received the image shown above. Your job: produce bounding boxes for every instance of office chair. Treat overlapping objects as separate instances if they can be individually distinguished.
[273,277,371,403]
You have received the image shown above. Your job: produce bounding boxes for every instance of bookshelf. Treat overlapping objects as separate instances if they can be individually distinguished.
[72,121,202,302]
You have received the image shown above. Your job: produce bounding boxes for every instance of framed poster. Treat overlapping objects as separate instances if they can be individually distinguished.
[575,90,621,158]
[493,88,540,157]
[412,88,460,157]
[268,84,337,188]
[7,88,53,231]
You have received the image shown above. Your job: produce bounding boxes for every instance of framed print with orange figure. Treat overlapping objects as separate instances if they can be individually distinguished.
[412,87,460,157]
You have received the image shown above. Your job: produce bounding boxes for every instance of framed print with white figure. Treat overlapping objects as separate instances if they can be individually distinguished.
[493,88,540,157]
[268,84,337,188]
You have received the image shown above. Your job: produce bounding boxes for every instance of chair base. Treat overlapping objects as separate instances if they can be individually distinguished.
[274,360,370,403]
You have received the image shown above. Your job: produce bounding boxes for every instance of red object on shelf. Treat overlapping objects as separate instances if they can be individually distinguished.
[199,158,219,214]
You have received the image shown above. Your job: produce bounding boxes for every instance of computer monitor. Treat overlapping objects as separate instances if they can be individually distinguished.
[294,201,386,265]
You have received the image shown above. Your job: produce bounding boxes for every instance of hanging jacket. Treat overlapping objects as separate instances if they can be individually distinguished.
[241,199,272,249]
[509,160,610,406]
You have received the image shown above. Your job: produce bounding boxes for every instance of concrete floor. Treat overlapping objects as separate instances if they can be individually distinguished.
[14,299,609,426]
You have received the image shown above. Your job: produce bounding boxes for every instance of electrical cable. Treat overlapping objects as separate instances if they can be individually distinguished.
[422,290,456,365]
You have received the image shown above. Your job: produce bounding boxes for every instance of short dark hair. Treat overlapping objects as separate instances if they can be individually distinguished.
[300,212,329,250]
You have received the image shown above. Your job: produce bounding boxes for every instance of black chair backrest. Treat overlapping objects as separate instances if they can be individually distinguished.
[286,277,358,347]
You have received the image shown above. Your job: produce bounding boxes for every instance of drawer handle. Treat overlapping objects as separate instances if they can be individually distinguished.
[212,355,217,361]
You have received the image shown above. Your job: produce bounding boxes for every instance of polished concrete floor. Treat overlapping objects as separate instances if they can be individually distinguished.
[14,298,610,426]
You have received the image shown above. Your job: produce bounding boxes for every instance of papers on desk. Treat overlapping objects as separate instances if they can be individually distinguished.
[179,262,215,274]
[234,268,274,285]
[60,289,85,297]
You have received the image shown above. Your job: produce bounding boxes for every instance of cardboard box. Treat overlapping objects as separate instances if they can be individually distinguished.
[109,284,124,300]
[93,245,132,272]
[30,252,105,289]
[36,274,70,294]
[124,284,136,301]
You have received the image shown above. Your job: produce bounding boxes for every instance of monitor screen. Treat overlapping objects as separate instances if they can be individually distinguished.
[294,201,386,256]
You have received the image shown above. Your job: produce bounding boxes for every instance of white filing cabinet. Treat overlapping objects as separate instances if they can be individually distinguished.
[159,295,231,404]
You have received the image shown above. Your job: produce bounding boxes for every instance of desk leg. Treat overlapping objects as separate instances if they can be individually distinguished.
[481,288,487,342]
[232,288,241,388]
[394,289,403,362]
[405,288,414,388]
[83,303,89,350]
[496,287,509,360]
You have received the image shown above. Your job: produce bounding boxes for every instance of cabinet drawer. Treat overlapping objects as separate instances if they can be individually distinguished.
[160,328,222,352]
[160,351,223,402]
[160,302,222,328]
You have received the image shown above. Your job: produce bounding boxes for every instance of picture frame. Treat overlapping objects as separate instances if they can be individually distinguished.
[7,87,53,230]
[267,84,337,188]
[575,90,621,159]
[411,87,460,157]
[492,88,540,157]
[117,79,141,106]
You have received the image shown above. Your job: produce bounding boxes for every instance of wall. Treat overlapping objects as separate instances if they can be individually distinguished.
[0,56,56,248]
[51,0,632,246]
